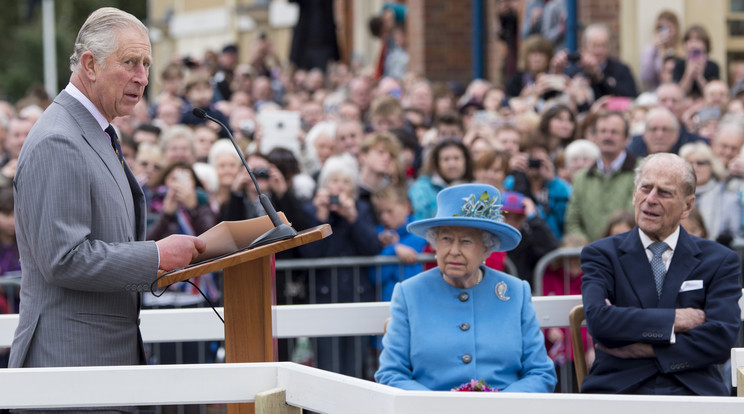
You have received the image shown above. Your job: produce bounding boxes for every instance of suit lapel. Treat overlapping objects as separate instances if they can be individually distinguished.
[56,92,135,228]
[618,228,659,308]
[659,228,701,307]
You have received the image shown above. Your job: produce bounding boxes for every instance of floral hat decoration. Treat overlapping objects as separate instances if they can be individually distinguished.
[407,183,522,252]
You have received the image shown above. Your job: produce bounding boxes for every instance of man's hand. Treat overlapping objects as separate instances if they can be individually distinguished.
[156,235,206,271]
[674,308,705,333]
[597,342,654,359]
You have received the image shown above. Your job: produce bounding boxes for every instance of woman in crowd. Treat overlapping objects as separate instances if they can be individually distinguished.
[536,103,576,159]
[299,154,380,377]
[680,142,741,243]
[640,10,682,91]
[375,183,557,392]
[505,35,555,100]
[673,24,720,98]
[409,139,473,220]
[506,134,572,240]
[207,139,243,219]
[559,139,600,183]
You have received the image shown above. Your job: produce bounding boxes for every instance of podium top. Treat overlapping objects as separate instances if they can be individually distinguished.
[157,224,332,287]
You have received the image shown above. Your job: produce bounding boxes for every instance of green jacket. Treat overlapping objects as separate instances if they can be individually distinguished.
[564,153,639,241]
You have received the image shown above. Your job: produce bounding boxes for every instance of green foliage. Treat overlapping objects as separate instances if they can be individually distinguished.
[0,0,146,104]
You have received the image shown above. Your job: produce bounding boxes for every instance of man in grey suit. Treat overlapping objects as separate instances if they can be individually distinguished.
[9,6,205,381]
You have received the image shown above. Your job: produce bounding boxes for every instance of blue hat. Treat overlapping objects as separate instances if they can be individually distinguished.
[407,184,522,252]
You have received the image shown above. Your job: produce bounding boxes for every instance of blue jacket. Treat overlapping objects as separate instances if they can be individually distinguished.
[505,175,571,240]
[376,266,557,392]
[368,215,428,301]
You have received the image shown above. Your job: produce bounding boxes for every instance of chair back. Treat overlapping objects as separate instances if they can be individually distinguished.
[569,304,587,391]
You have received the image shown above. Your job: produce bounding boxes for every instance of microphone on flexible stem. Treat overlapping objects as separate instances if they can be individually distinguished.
[192,108,297,248]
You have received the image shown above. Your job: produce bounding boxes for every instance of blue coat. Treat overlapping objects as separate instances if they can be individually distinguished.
[581,227,741,395]
[369,215,428,301]
[375,266,557,392]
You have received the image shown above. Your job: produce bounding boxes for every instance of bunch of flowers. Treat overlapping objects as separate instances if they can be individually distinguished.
[451,379,499,392]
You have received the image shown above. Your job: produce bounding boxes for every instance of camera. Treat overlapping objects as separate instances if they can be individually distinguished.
[253,167,271,179]
[528,158,542,169]
[329,195,340,206]
[566,51,582,63]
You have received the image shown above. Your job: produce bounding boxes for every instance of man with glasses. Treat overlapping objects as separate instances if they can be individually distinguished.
[628,107,705,157]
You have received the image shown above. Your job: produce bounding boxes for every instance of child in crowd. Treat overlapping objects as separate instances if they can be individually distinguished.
[178,69,231,137]
[541,233,594,392]
[369,185,427,302]
[501,191,558,284]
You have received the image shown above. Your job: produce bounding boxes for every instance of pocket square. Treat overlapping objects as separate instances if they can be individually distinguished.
[679,280,703,292]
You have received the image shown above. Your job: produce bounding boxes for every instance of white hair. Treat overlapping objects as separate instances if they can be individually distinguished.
[317,153,359,197]
[564,139,600,165]
[70,7,148,73]
[304,121,338,173]
[208,138,242,167]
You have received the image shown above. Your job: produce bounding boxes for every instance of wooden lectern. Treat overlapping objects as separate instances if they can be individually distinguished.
[158,224,332,414]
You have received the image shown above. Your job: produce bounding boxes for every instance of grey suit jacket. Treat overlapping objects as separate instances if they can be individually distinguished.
[9,91,160,369]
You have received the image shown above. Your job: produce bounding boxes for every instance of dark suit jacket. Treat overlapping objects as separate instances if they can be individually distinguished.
[580,227,741,395]
[567,57,638,98]
[673,59,720,98]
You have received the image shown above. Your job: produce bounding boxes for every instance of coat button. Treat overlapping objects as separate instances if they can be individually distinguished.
[460,323,470,331]
[458,292,469,302]
[462,354,472,364]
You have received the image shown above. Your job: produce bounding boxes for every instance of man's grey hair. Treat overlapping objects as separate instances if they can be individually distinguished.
[716,114,744,139]
[583,23,611,44]
[425,227,501,253]
[634,153,696,197]
[69,7,148,73]
[644,107,680,133]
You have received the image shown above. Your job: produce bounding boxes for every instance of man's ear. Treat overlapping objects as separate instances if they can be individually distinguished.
[79,51,98,81]
[680,194,696,220]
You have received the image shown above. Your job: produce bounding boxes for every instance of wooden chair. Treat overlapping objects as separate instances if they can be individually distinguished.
[569,304,588,391]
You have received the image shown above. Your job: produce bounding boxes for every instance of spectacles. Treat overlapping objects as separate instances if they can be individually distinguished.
[690,160,711,167]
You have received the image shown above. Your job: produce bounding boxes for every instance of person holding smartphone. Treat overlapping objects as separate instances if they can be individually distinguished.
[640,10,682,91]
[673,25,720,99]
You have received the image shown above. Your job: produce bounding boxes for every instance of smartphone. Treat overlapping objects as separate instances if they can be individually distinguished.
[606,96,632,112]
[566,51,582,63]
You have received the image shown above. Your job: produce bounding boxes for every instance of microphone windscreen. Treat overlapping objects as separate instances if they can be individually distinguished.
[192,107,207,119]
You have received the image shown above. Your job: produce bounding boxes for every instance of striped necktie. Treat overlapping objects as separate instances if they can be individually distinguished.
[105,124,124,165]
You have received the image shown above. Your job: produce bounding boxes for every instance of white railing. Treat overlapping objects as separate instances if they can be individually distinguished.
[0,295,584,347]
[2,294,744,412]
[1,362,743,412]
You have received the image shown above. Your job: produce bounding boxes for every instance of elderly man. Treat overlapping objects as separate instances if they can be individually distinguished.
[565,111,638,241]
[581,153,741,395]
[711,117,744,177]
[552,23,638,98]
[627,107,705,157]
[9,6,204,382]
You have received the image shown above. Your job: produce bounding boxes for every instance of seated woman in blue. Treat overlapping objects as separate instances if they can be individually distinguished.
[375,183,557,392]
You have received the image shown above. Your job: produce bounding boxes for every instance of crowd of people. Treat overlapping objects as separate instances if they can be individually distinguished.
[1,4,743,393]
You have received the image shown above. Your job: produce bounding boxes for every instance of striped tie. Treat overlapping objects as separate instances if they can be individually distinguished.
[105,124,124,165]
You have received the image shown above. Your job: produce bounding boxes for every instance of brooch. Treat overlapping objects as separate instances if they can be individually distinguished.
[495,281,510,301]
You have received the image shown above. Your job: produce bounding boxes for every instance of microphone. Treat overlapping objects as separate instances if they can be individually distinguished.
[192,108,297,248]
